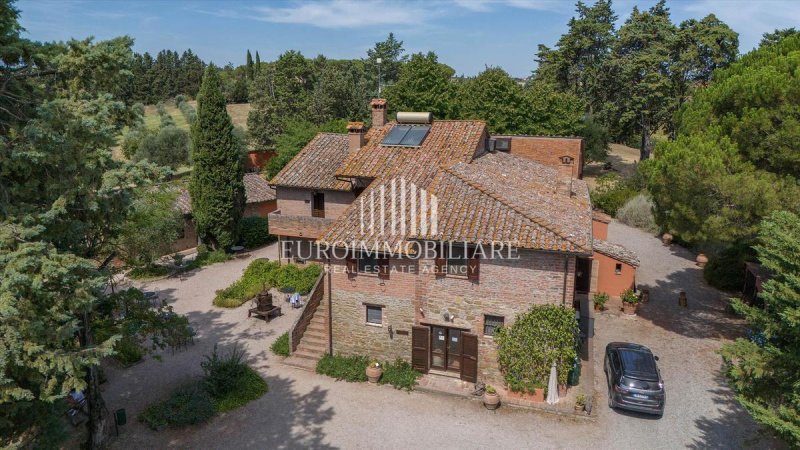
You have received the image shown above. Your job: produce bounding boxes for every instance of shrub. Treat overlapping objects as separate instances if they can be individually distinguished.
[187,246,232,270]
[378,359,421,391]
[176,95,196,126]
[213,259,278,307]
[590,173,639,216]
[213,366,268,413]
[238,216,276,249]
[616,193,658,233]
[592,292,609,310]
[114,336,144,366]
[128,265,172,280]
[495,305,578,392]
[271,332,290,357]
[134,125,190,169]
[316,354,369,382]
[704,244,755,292]
[201,344,248,399]
[139,382,215,430]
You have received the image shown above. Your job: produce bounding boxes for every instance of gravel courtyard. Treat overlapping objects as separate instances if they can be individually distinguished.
[104,224,778,449]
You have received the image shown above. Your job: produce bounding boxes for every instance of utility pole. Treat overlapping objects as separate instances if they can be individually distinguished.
[376,57,382,96]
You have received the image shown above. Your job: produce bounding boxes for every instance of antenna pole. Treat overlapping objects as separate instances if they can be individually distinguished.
[376,57,382,96]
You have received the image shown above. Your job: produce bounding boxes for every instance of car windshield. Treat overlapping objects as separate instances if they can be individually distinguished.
[619,349,658,381]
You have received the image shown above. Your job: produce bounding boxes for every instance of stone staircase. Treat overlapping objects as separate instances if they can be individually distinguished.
[284,295,328,371]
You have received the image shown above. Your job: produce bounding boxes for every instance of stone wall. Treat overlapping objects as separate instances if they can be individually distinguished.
[326,249,578,384]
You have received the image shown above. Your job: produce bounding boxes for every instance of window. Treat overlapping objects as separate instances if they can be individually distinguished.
[366,305,383,325]
[483,315,504,336]
[615,263,622,275]
[447,245,469,276]
[312,192,325,218]
[357,253,378,273]
[381,125,431,147]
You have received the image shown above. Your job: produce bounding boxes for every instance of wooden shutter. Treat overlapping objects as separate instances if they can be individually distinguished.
[378,257,390,280]
[467,251,480,282]
[411,326,430,373]
[460,332,478,383]
[434,242,446,277]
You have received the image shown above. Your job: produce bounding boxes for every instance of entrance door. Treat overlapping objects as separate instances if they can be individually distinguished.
[430,326,447,370]
[575,257,592,293]
[430,326,465,374]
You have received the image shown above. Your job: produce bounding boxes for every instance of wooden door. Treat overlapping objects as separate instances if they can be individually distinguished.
[411,326,429,373]
[430,326,447,370]
[447,329,462,372]
[460,332,478,383]
[312,192,325,218]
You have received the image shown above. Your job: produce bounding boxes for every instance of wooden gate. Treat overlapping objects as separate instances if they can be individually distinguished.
[411,326,430,372]
[460,332,478,382]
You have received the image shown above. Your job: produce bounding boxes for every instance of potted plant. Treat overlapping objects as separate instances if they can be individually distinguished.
[575,394,586,412]
[365,360,382,383]
[662,233,673,246]
[621,289,639,315]
[593,292,609,311]
[696,253,708,268]
[483,385,500,410]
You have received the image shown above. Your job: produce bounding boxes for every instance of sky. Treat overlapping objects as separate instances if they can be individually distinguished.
[16,0,800,78]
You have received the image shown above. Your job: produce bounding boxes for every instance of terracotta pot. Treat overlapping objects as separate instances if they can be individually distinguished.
[365,366,382,383]
[696,253,708,268]
[594,303,602,311]
[575,404,585,412]
[483,392,500,410]
[622,302,637,315]
[662,233,673,246]
[558,384,568,397]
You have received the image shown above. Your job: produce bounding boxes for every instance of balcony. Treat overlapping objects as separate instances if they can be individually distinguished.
[268,209,336,239]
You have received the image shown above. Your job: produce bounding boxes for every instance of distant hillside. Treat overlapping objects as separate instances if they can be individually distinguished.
[142,101,252,132]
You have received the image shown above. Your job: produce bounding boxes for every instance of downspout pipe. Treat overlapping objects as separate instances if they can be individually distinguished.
[327,257,333,355]
[562,255,569,307]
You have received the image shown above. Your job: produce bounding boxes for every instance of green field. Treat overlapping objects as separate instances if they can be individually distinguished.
[142,101,251,132]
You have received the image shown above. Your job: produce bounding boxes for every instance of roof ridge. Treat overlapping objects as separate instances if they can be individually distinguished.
[442,165,587,251]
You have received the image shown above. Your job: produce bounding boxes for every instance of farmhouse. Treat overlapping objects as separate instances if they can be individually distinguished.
[269,99,637,383]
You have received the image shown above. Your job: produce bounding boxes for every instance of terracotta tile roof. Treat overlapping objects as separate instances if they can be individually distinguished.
[335,120,486,182]
[174,173,275,214]
[416,152,593,253]
[593,239,640,267]
[243,172,277,203]
[269,133,352,191]
[319,121,487,251]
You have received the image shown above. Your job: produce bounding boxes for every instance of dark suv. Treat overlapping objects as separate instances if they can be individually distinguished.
[604,342,665,416]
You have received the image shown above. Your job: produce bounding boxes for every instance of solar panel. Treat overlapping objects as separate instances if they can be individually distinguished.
[381,126,411,145]
[381,125,431,147]
[399,126,430,146]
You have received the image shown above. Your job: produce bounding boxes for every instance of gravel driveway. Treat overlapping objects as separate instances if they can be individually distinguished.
[104,228,778,449]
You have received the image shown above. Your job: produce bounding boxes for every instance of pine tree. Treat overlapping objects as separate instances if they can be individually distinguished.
[189,65,245,250]
[384,51,456,119]
[246,49,254,80]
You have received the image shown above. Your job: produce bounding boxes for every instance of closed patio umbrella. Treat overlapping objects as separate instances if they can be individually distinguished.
[546,363,559,405]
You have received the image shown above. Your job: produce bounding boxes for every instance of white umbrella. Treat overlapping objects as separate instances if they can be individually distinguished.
[546,363,559,405]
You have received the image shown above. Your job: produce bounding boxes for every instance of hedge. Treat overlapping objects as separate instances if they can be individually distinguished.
[213,260,322,308]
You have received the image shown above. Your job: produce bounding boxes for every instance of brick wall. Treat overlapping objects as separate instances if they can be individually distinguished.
[275,186,355,219]
[244,200,277,218]
[327,249,577,384]
[495,136,584,179]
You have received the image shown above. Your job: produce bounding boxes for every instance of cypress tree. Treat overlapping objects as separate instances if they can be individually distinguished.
[189,65,245,250]
[255,51,261,74]
[246,49,254,80]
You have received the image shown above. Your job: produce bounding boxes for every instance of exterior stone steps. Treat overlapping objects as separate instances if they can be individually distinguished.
[292,347,324,360]
[297,340,327,353]
[284,355,318,371]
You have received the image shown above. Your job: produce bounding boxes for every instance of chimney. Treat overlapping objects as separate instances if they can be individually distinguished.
[370,98,387,128]
[347,121,366,151]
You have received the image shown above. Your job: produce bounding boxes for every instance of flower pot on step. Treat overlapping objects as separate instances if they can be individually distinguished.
[622,302,637,315]
[483,392,500,410]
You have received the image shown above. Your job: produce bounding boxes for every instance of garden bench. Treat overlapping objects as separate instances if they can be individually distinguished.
[248,305,282,322]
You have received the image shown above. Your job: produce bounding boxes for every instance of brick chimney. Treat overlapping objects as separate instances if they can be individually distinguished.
[347,121,366,151]
[370,98,387,128]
